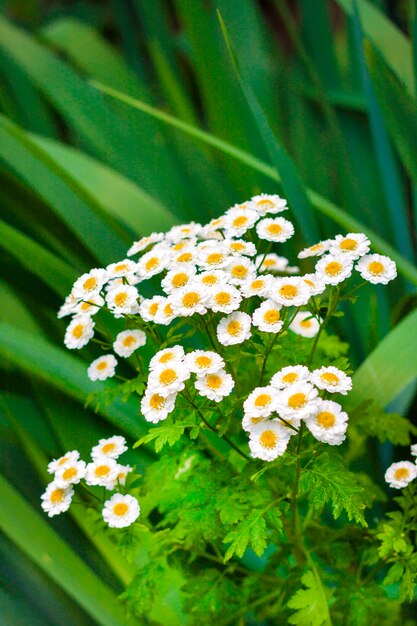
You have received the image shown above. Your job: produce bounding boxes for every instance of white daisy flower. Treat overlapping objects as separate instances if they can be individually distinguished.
[149,345,185,371]
[112,464,133,487]
[209,285,242,314]
[161,265,197,293]
[224,208,258,237]
[329,233,370,259]
[298,240,332,259]
[385,461,417,489]
[72,268,108,300]
[88,355,117,381]
[166,222,202,242]
[154,297,177,326]
[184,350,225,375]
[106,284,139,315]
[241,414,268,432]
[289,311,320,338]
[269,277,311,307]
[270,365,310,389]
[139,295,165,322]
[141,390,177,423]
[102,493,140,528]
[256,253,289,273]
[256,217,294,243]
[113,329,146,357]
[54,460,86,489]
[127,232,164,256]
[249,193,287,215]
[41,482,74,517]
[301,273,326,296]
[305,400,348,445]
[243,386,278,418]
[310,366,352,395]
[356,253,397,285]
[74,294,105,317]
[91,436,128,460]
[85,457,120,488]
[248,422,291,461]
[57,295,78,319]
[136,249,168,279]
[410,444,417,457]
[170,283,208,316]
[226,257,257,285]
[315,253,353,285]
[197,245,230,271]
[216,311,252,346]
[195,270,228,291]
[275,382,319,420]
[64,315,95,350]
[169,247,199,268]
[252,299,283,333]
[106,259,138,279]
[240,274,274,298]
[194,369,234,402]
[223,239,257,257]
[48,450,80,475]
[198,217,225,239]
[170,239,197,253]
[147,362,190,395]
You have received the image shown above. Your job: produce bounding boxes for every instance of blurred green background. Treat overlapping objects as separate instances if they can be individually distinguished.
[0,0,416,624]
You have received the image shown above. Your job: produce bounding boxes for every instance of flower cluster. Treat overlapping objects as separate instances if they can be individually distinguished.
[41,436,140,528]
[385,444,417,489]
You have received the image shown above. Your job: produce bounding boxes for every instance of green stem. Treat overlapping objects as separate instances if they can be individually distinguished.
[290,424,305,567]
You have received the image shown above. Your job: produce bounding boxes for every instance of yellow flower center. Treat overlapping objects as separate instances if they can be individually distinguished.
[206,253,224,265]
[145,257,159,271]
[288,393,307,409]
[259,430,277,449]
[233,216,248,228]
[263,259,275,267]
[300,319,312,328]
[227,320,241,336]
[304,279,314,287]
[177,252,193,263]
[215,292,232,305]
[202,274,217,286]
[206,374,222,389]
[282,372,298,384]
[58,457,69,466]
[231,265,248,279]
[263,309,280,324]
[163,303,174,316]
[113,502,129,516]
[182,292,200,308]
[150,394,165,410]
[340,238,357,251]
[114,292,128,306]
[325,262,342,276]
[251,279,264,290]
[95,465,110,477]
[230,242,244,251]
[195,355,212,368]
[250,416,263,424]
[149,302,159,316]
[368,261,384,275]
[80,302,92,311]
[266,223,282,236]
[257,199,274,209]
[310,243,324,252]
[173,242,187,251]
[102,443,116,454]
[320,372,339,385]
[254,394,272,408]
[83,277,97,291]
[123,335,136,347]
[159,369,177,385]
[279,284,298,299]
[115,263,129,272]
[72,324,84,338]
[316,411,336,428]
[50,489,65,503]
[62,467,77,481]
[181,227,191,234]
[172,272,189,288]
[394,467,409,480]
[96,361,108,371]
[159,351,174,364]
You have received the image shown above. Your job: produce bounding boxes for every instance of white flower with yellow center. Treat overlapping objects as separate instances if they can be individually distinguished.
[270,365,310,389]
[170,239,197,253]
[269,277,311,307]
[289,311,320,338]
[224,208,258,237]
[329,233,370,259]
[356,253,397,285]
[64,315,95,349]
[411,444,417,457]
[256,253,289,273]
[256,217,294,243]
[226,257,257,285]
[195,270,227,291]
[184,350,225,375]
[199,216,226,239]
[106,259,138,279]
[58,295,78,319]
[154,297,177,326]
[217,311,252,346]
[74,294,105,317]
[48,450,80,475]
[54,459,86,489]
[88,354,117,381]
[195,369,235,402]
[209,285,242,314]
[243,386,278,418]
[240,274,274,298]
[102,493,140,528]
[137,249,168,279]
[41,482,74,517]
[141,390,177,423]
[310,366,352,395]
[275,382,319,420]
[385,461,417,489]
[241,414,267,432]
[112,464,133,487]
[149,345,185,371]
[166,222,202,242]
[171,283,208,316]
[249,193,287,216]
[127,232,164,256]
[248,422,291,461]
[301,273,326,296]
[72,268,108,300]
[315,253,353,285]
[305,400,348,445]
[106,284,139,315]
[298,240,332,259]
[85,457,120,488]
[161,265,197,293]
[252,299,283,333]
[169,247,199,268]
[197,245,230,270]
[147,362,190,395]
[223,239,256,257]
[113,329,146,357]
[91,436,128,460]
[139,295,164,322]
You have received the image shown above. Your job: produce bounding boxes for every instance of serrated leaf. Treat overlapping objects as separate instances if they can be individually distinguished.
[353,401,416,445]
[223,508,273,561]
[288,570,332,626]
[134,421,196,453]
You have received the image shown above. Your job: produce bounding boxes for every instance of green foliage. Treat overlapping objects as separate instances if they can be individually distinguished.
[288,570,332,626]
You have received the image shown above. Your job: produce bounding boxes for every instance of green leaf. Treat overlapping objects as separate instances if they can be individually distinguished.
[223,506,277,561]
[134,421,197,453]
[288,570,332,626]
[352,401,416,445]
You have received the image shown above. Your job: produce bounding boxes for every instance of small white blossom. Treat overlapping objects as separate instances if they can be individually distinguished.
[154,297,177,326]
[270,365,310,389]
[54,460,86,489]
[298,240,332,259]
[74,293,105,317]
[289,311,320,338]
[161,265,197,293]
[88,355,117,381]
[85,457,120,488]
[356,254,397,285]
[195,270,228,291]
[141,390,177,423]
[310,366,352,395]
[197,245,230,270]
[184,350,225,375]
[106,259,138,279]
[217,311,252,346]
[275,382,319,420]
[64,316,95,349]
[256,217,294,243]
[224,207,258,237]
[113,329,146,357]
[223,239,257,257]
[147,362,190,395]
[411,444,417,457]
[48,451,80,475]
[136,249,169,279]
[41,482,74,517]
[385,461,417,489]
[269,277,311,307]
[166,222,202,242]
[149,346,185,371]
[243,386,278,418]
[72,268,108,300]
[127,232,164,256]
[248,422,291,461]
[315,253,353,285]
[252,299,283,334]
[209,284,242,314]
[102,493,140,528]
[195,369,235,402]
[226,257,257,286]
[171,283,209,316]
[106,284,139,315]
[301,273,326,296]
[240,274,274,298]
[249,193,287,215]
[305,400,348,445]
[256,253,289,273]
[329,233,370,259]
[91,436,128,460]
[139,296,164,322]
[169,247,199,268]
[241,414,268,432]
